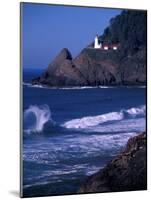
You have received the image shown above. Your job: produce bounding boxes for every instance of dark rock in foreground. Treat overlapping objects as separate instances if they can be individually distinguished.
[79,132,147,193]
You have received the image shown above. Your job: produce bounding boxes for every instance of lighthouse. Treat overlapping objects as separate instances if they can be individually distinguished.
[94,35,102,49]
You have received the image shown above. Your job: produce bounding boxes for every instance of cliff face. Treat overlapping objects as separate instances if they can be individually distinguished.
[32,10,147,87]
[79,132,147,193]
[73,47,146,85]
[32,48,86,86]
[32,47,146,86]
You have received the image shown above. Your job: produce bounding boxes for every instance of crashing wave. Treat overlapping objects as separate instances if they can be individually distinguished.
[62,105,146,129]
[23,104,52,133]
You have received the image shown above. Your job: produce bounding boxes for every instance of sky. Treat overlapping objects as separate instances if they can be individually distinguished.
[22,3,122,69]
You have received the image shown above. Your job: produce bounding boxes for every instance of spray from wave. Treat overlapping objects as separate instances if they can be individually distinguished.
[23,105,52,133]
[23,104,145,134]
[62,105,146,129]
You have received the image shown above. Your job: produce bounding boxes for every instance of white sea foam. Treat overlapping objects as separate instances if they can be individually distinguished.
[62,105,146,130]
[126,106,145,117]
[23,131,138,168]
[63,112,123,129]
[23,82,115,90]
[23,82,48,89]
[23,82,31,87]
[126,86,146,88]
[23,82,146,90]
[23,82,96,90]
[86,118,145,133]
[24,105,52,132]
[98,86,114,88]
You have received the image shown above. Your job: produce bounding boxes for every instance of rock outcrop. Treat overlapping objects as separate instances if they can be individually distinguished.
[32,48,86,86]
[32,47,146,87]
[79,132,147,193]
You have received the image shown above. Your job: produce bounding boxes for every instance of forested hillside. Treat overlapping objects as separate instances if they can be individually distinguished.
[100,10,146,54]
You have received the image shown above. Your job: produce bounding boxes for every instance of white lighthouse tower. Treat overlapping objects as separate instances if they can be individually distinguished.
[94,35,102,49]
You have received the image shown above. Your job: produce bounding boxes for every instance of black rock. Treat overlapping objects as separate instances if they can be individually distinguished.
[79,132,147,193]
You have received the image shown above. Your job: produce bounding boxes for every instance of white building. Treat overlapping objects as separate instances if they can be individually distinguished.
[94,35,102,49]
[94,35,119,50]
[103,45,109,50]
[112,45,118,50]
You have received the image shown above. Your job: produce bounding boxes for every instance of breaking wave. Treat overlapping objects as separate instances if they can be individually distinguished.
[62,105,146,129]
[23,105,53,133]
[23,104,145,134]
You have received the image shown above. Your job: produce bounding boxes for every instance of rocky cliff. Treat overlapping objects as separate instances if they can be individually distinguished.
[79,132,147,193]
[32,10,147,87]
[32,48,86,87]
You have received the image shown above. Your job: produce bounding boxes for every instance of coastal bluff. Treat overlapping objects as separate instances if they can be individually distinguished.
[32,46,146,87]
[79,132,147,193]
[32,10,146,87]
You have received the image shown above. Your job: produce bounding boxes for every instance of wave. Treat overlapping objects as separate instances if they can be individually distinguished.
[23,82,115,90]
[62,105,146,129]
[23,83,99,90]
[23,105,53,133]
[23,82,48,89]
[126,86,146,88]
[23,82,146,90]
[23,82,31,87]
[23,104,145,134]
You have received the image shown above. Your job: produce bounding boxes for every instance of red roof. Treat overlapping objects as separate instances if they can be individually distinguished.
[111,44,118,47]
[102,44,120,49]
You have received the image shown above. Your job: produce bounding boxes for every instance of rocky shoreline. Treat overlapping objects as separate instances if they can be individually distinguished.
[32,47,146,87]
[79,132,147,193]
[32,10,146,88]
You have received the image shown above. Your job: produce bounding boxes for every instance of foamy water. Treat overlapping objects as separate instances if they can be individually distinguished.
[23,82,146,196]
[62,105,145,130]
[23,104,145,134]
[23,82,146,90]
[24,105,52,132]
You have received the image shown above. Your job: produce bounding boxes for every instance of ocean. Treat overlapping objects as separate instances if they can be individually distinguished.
[22,68,146,197]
